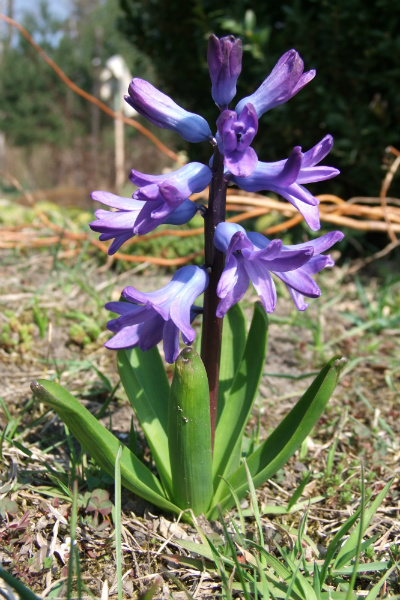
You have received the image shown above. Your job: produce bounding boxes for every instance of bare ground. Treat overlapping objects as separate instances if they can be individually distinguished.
[0,246,399,598]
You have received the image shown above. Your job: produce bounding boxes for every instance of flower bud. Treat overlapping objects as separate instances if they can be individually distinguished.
[207,34,243,108]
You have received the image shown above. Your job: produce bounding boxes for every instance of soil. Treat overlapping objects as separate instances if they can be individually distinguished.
[0,246,399,598]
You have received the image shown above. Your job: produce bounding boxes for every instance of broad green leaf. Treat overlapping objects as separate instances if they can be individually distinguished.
[217,302,247,420]
[211,356,346,517]
[168,348,213,515]
[31,380,181,516]
[212,303,269,497]
[117,346,172,494]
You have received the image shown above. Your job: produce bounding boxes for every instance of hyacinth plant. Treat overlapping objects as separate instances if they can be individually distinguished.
[32,35,346,520]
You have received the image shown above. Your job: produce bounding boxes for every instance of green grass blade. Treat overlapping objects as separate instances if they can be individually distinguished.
[217,506,252,600]
[212,356,346,516]
[243,459,265,549]
[0,567,42,600]
[365,563,398,600]
[115,445,123,600]
[287,471,311,511]
[213,303,269,495]
[67,479,79,600]
[118,346,172,493]
[168,348,213,515]
[333,479,392,570]
[31,380,182,516]
[345,466,365,600]
[318,506,362,587]
[217,302,247,420]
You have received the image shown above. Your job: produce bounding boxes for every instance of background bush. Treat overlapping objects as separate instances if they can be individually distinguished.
[118,0,400,199]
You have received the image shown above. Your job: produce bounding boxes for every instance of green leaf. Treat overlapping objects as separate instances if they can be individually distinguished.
[212,303,269,498]
[211,356,346,517]
[168,348,213,515]
[31,380,181,516]
[117,346,172,494]
[217,302,247,420]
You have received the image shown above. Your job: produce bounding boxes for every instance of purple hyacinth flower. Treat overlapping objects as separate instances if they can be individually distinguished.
[125,79,213,143]
[232,135,339,231]
[208,34,243,108]
[104,265,209,363]
[214,222,343,316]
[216,104,258,177]
[235,49,315,118]
[90,191,198,255]
[129,162,212,235]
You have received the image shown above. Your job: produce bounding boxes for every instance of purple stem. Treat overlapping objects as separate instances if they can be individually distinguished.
[201,144,227,451]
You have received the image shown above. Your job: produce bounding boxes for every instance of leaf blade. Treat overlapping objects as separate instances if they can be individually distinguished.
[211,356,346,517]
[212,303,269,496]
[168,348,213,515]
[31,380,181,515]
[117,346,172,492]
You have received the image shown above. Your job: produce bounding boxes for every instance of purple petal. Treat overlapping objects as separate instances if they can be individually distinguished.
[108,234,135,254]
[287,288,309,311]
[241,237,283,261]
[297,166,340,184]
[162,319,181,364]
[276,269,321,297]
[170,267,209,341]
[279,191,321,230]
[235,50,315,118]
[216,253,240,297]
[224,146,258,177]
[214,223,251,254]
[133,200,174,235]
[125,79,212,143]
[291,69,316,95]
[90,209,136,233]
[237,103,258,134]
[138,314,164,351]
[115,305,155,329]
[260,247,314,272]
[244,260,277,312]
[105,324,141,349]
[216,257,250,318]
[208,34,243,107]
[105,301,137,316]
[164,199,198,225]
[301,135,334,168]
[301,255,335,275]
[122,280,179,315]
[284,231,344,254]
[91,191,144,211]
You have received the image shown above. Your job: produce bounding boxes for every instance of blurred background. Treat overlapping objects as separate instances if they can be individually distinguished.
[1,0,399,195]
[0,0,399,258]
